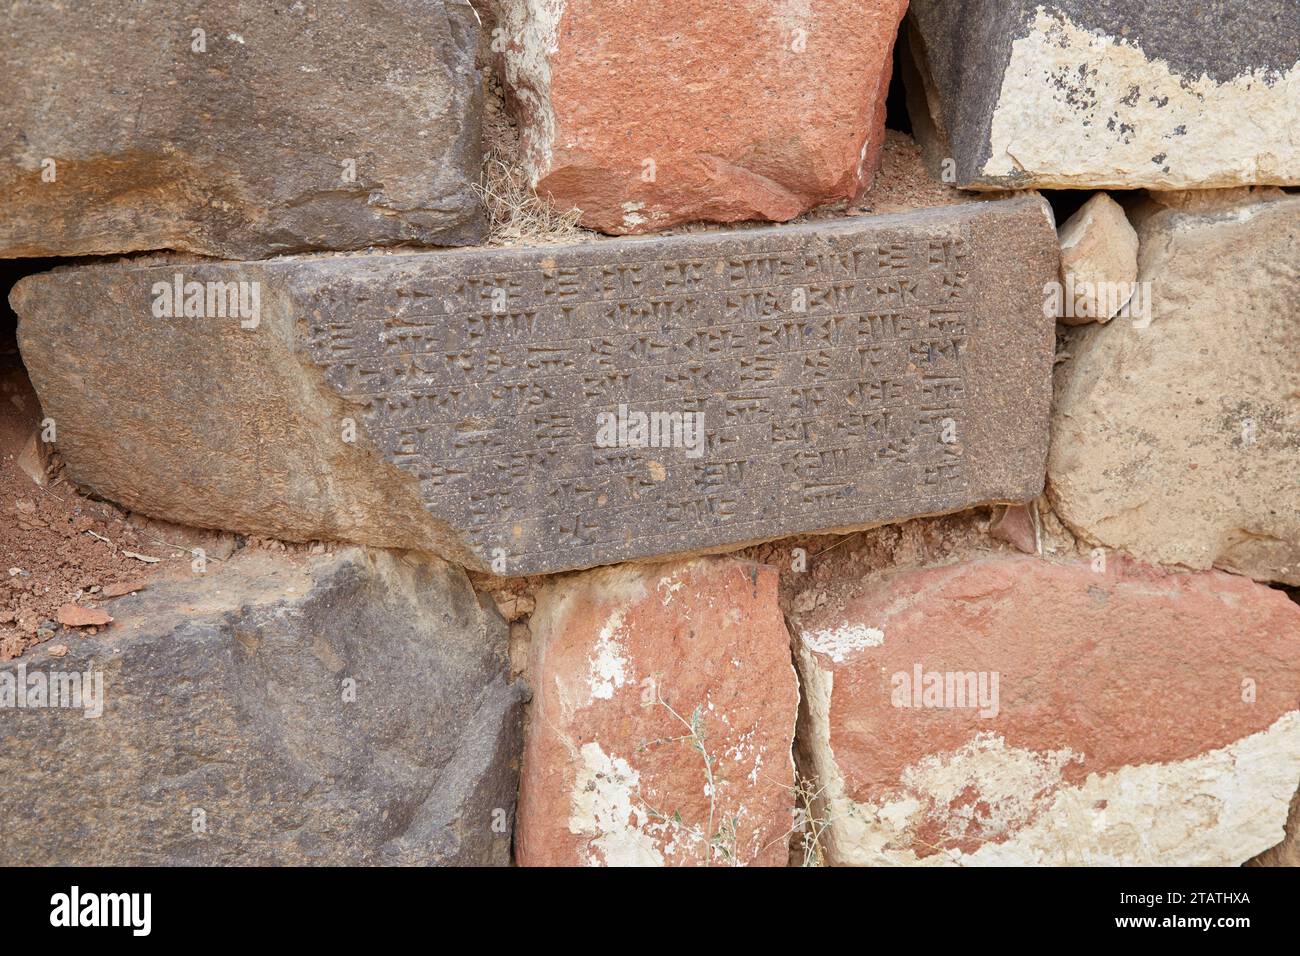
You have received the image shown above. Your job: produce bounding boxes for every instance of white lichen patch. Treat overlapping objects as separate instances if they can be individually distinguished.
[587,607,630,701]
[568,742,664,866]
[897,733,1084,851]
[655,570,685,606]
[985,8,1300,187]
[963,710,1300,866]
[800,623,884,663]
[807,686,1300,866]
[722,727,766,788]
[620,201,647,229]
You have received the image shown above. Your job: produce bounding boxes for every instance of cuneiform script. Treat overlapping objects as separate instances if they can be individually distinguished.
[298,208,1040,574]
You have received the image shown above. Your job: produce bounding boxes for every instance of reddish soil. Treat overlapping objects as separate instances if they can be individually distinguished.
[0,339,186,660]
[859,130,973,215]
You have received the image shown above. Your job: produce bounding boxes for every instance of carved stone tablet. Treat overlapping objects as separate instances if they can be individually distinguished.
[12,195,1059,575]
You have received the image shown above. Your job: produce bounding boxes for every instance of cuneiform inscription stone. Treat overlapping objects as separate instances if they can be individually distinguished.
[12,195,1059,575]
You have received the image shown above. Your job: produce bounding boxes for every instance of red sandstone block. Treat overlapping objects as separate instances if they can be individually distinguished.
[793,554,1300,865]
[517,558,798,866]
[497,0,910,233]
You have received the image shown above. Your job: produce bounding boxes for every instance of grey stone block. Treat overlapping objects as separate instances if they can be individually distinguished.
[906,0,1300,190]
[0,547,525,865]
[0,0,486,258]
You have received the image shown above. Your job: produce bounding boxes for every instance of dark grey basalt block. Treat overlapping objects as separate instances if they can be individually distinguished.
[906,0,1300,190]
[0,0,485,258]
[0,547,525,865]
[11,195,1059,575]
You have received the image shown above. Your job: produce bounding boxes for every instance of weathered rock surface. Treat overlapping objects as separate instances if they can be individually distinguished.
[1050,188,1300,585]
[496,0,910,234]
[0,0,485,259]
[0,547,525,865]
[516,558,798,866]
[906,1,1300,190]
[793,554,1300,866]
[1249,785,1300,867]
[12,195,1059,575]
[1055,193,1138,325]
[988,503,1037,554]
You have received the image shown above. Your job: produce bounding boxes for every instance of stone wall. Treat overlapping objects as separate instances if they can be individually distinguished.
[1,0,1296,867]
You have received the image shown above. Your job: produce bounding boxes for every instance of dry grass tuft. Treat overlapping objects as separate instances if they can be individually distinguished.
[789,776,833,867]
[475,81,588,247]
